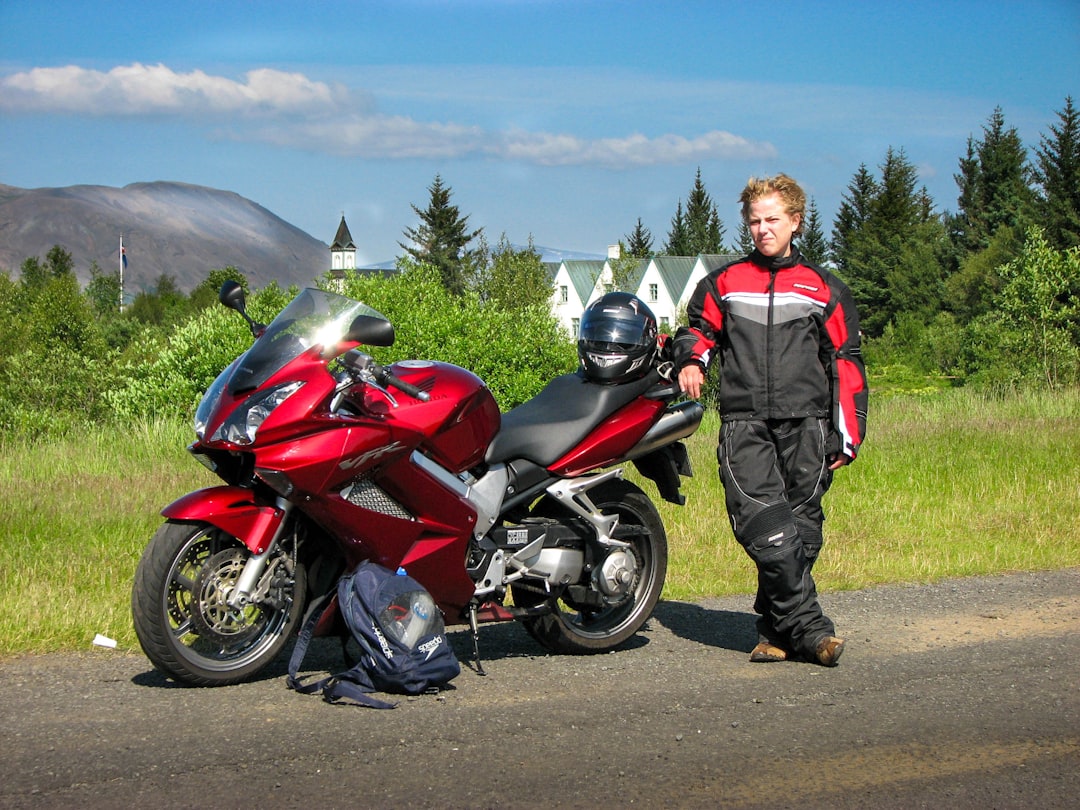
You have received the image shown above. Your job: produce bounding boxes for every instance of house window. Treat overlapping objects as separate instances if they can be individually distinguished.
[648,283,658,302]
[559,285,568,303]
[571,318,580,335]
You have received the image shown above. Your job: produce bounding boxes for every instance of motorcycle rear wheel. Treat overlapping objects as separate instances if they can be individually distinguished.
[131,519,306,686]
[516,478,668,654]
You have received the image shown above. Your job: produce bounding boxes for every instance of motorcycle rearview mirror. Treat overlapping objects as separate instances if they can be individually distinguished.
[218,280,246,311]
[346,314,396,347]
[218,280,265,337]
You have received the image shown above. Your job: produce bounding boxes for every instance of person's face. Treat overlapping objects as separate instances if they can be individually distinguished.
[747,193,801,258]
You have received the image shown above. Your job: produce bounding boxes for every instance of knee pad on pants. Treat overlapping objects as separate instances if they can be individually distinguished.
[739,502,799,564]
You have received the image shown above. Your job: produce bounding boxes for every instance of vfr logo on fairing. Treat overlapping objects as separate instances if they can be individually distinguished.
[339,441,404,471]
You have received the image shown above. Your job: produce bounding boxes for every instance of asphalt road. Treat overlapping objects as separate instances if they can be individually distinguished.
[2,568,1077,809]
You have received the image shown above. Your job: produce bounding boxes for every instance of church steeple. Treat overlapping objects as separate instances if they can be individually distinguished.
[330,215,356,271]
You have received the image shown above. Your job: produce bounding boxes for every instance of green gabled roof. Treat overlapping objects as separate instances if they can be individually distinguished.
[698,253,742,273]
[563,260,605,304]
[650,256,698,301]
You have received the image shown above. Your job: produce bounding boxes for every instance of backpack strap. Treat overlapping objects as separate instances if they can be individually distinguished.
[286,591,337,695]
[322,676,399,710]
[287,591,399,709]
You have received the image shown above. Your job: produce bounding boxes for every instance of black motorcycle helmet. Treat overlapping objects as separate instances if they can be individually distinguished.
[577,291,659,384]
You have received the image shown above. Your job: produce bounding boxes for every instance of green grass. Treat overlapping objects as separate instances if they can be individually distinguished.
[2,388,1079,657]
[656,387,1080,600]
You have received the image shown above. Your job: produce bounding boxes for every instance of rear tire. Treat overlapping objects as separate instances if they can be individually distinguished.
[516,479,668,654]
[131,520,305,686]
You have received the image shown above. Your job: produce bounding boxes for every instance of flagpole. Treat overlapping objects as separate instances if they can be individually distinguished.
[119,233,125,313]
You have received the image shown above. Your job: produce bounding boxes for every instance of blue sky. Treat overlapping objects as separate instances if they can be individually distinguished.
[1,0,1077,268]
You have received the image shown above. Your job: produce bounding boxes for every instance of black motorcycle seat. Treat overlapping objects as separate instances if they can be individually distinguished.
[485,369,661,467]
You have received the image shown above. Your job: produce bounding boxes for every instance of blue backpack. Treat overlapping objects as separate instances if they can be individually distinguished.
[288,561,460,709]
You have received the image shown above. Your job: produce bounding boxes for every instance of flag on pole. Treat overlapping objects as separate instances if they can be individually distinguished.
[119,234,127,313]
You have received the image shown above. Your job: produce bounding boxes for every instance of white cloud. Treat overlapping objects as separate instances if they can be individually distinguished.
[495,130,776,167]
[0,63,347,116]
[0,62,776,167]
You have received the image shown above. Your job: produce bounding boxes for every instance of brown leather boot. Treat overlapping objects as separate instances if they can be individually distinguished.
[749,641,788,663]
[815,635,845,667]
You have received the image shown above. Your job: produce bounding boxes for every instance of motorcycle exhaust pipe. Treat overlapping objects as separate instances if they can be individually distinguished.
[624,400,704,461]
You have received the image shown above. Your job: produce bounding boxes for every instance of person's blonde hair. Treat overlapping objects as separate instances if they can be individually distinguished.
[739,174,806,236]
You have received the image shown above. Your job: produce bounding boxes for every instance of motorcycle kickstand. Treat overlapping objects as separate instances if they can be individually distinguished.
[467,604,486,677]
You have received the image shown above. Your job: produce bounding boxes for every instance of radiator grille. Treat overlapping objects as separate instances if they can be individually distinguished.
[341,475,413,520]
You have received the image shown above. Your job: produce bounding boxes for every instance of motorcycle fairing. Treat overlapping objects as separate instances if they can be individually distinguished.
[161,486,284,555]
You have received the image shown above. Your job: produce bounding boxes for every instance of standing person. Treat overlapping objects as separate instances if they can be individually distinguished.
[673,174,868,666]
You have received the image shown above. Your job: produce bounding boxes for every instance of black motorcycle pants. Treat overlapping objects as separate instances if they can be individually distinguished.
[717,416,836,658]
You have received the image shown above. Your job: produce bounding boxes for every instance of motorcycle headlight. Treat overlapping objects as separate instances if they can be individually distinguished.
[209,381,304,446]
[194,363,235,441]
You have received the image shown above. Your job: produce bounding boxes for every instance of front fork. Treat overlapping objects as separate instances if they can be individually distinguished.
[226,497,293,609]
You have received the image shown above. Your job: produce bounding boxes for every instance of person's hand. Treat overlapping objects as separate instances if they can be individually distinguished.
[829,454,851,471]
[678,365,704,399]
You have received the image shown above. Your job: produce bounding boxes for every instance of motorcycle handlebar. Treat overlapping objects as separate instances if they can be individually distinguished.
[376,367,431,402]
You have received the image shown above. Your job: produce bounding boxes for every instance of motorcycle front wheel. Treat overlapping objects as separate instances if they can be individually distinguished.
[131,519,306,686]
[516,478,668,654]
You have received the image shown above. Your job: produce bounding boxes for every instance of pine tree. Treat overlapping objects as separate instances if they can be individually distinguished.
[625,218,654,257]
[684,168,725,254]
[734,221,754,255]
[1033,96,1080,250]
[399,174,483,295]
[830,164,879,275]
[836,149,945,336]
[799,197,829,265]
[663,200,691,255]
[953,107,1035,254]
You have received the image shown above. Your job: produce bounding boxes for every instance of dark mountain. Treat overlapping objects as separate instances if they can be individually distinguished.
[0,181,331,292]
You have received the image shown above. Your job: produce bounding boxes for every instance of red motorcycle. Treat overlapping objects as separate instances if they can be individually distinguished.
[132,283,702,685]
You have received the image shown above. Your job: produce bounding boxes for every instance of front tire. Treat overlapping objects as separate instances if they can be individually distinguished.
[516,479,668,654]
[131,520,306,686]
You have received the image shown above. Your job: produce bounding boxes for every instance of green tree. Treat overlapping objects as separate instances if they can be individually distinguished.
[625,218,654,257]
[663,200,690,255]
[608,242,645,292]
[839,148,945,336]
[472,234,553,312]
[953,106,1035,255]
[399,174,483,295]
[189,266,249,311]
[683,167,724,254]
[85,261,121,317]
[943,225,1021,322]
[994,226,1080,388]
[830,163,879,276]
[799,197,829,265]
[1032,96,1080,250]
[19,256,47,292]
[127,273,188,327]
[734,220,754,255]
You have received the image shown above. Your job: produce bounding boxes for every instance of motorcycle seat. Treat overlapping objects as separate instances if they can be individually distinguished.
[485,369,661,467]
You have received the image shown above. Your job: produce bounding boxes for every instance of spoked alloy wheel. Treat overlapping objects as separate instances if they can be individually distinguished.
[515,479,668,654]
[131,520,306,686]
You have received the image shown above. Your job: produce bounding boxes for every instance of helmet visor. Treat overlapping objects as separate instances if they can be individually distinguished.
[578,309,653,350]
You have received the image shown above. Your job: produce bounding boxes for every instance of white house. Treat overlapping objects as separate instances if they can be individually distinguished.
[549,245,741,336]
[549,259,606,336]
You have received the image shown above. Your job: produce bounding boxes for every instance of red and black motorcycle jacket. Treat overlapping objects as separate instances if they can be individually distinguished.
[673,248,868,461]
